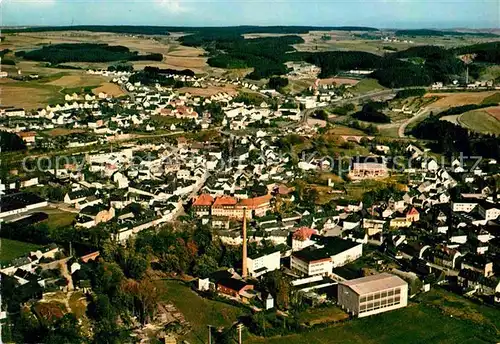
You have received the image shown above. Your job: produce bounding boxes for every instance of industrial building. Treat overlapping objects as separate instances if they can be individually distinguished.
[337,273,408,318]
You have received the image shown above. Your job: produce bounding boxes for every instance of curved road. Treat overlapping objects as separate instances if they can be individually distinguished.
[301,87,433,138]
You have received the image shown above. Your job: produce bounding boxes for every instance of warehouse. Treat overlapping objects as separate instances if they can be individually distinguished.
[337,273,408,317]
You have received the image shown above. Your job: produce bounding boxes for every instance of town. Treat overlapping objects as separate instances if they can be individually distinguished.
[1,11,500,344]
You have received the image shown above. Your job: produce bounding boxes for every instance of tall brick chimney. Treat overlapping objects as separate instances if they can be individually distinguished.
[242,207,248,279]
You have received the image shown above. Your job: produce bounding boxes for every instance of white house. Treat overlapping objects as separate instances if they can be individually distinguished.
[247,249,281,278]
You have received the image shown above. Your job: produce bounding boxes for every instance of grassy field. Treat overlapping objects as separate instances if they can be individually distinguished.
[45,211,77,228]
[425,91,498,109]
[248,288,500,344]
[479,65,500,81]
[349,78,385,95]
[0,238,41,262]
[482,92,500,104]
[158,279,249,343]
[0,71,113,109]
[458,109,500,134]
[298,306,349,326]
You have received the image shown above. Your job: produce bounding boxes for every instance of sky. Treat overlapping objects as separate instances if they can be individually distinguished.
[2,0,499,29]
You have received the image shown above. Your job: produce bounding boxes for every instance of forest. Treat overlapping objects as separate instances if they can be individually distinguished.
[183,34,304,79]
[3,25,379,35]
[128,67,189,87]
[435,103,498,118]
[352,101,391,123]
[453,42,500,64]
[304,51,382,78]
[0,131,27,152]
[394,29,498,38]
[16,43,163,64]
[142,66,195,77]
[410,115,500,159]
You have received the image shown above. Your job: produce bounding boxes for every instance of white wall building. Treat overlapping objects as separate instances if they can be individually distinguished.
[338,273,408,318]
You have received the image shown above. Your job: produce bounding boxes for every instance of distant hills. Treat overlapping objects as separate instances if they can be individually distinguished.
[3,26,498,38]
[1,25,380,35]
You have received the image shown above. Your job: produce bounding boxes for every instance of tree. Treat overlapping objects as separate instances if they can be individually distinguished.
[261,271,292,309]
[44,314,86,344]
[268,76,289,92]
[0,131,26,152]
[193,254,219,278]
[93,262,125,299]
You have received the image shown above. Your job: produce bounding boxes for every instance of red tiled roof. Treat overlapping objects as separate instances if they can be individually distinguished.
[292,227,317,241]
[407,207,419,215]
[238,194,272,208]
[18,131,36,138]
[213,195,238,207]
[80,251,100,263]
[193,194,214,207]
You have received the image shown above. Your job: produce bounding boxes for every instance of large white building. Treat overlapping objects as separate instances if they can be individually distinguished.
[291,237,363,276]
[337,273,408,318]
[247,249,281,278]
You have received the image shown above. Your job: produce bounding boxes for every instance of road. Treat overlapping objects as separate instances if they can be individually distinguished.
[397,107,430,137]
[300,88,410,124]
[300,87,435,138]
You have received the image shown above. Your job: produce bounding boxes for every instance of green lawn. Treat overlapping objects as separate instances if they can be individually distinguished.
[481,92,500,105]
[248,288,500,344]
[46,212,77,228]
[158,279,249,343]
[0,238,41,262]
[459,109,500,134]
[298,306,349,326]
[350,78,385,95]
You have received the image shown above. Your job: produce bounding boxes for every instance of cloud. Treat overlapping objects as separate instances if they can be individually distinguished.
[4,0,57,5]
[156,0,189,13]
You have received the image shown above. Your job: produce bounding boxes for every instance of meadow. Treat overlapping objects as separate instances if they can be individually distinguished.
[157,279,249,343]
[248,288,500,344]
[0,238,41,262]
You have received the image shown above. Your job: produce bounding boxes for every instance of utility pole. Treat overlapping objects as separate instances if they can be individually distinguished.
[236,323,244,344]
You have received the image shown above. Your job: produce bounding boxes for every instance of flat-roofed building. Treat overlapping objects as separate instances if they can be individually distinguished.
[348,156,388,180]
[247,248,281,278]
[291,237,362,276]
[338,273,408,318]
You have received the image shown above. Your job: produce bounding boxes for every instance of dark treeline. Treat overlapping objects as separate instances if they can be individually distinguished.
[454,42,500,64]
[395,29,498,38]
[0,131,26,152]
[129,67,187,87]
[304,51,382,78]
[143,66,195,77]
[304,42,500,87]
[352,101,391,123]
[107,64,134,72]
[184,34,304,79]
[394,88,426,99]
[16,43,163,64]
[3,25,379,35]
[411,115,500,159]
[2,25,171,35]
[435,103,499,118]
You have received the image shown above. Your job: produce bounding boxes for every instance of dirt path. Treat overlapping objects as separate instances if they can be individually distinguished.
[60,260,74,291]
[397,108,430,137]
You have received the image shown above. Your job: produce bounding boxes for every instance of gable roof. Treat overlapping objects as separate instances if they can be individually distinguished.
[193,194,214,207]
[341,273,407,295]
